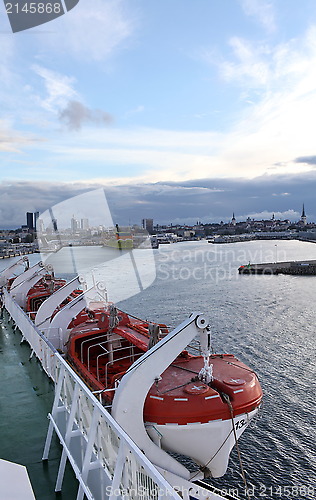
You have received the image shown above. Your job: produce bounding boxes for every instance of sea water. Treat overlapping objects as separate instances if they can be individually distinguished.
[121,239,316,500]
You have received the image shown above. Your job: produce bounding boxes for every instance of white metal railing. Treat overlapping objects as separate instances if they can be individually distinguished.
[4,289,228,500]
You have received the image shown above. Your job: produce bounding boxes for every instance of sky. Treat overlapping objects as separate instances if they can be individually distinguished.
[1,0,316,228]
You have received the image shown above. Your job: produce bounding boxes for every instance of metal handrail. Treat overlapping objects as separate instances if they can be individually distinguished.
[81,334,108,364]
[104,349,143,387]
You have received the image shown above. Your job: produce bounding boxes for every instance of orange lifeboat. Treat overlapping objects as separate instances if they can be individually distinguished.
[66,306,262,479]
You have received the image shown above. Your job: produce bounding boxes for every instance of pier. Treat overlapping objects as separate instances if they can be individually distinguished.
[239,260,316,275]
[0,249,37,259]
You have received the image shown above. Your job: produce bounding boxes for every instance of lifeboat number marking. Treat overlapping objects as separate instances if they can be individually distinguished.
[235,418,247,430]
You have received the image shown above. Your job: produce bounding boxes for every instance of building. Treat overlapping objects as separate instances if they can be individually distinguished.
[142,218,154,234]
[71,215,79,233]
[301,204,307,226]
[26,211,42,232]
[81,218,89,230]
[26,212,34,231]
[34,211,40,231]
[37,219,45,233]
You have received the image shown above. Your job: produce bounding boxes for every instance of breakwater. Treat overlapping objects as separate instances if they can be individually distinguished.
[239,259,316,275]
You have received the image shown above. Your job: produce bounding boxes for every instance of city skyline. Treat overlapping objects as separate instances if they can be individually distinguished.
[1,2,316,226]
[7,202,312,233]
[0,177,315,229]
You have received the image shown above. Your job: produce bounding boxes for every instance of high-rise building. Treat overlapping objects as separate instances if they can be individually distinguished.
[34,211,40,231]
[71,215,79,233]
[37,219,45,233]
[26,212,34,231]
[142,218,154,233]
[81,218,89,230]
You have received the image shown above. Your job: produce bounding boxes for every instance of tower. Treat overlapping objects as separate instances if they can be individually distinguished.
[71,215,79,233]
[231,213,236,226]
[34,211,40,231]
[142,219,154,233]
[81,218,89,230]
[26,212,34,231]
[301,204,307,226]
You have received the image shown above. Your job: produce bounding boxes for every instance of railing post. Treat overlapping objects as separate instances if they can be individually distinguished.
[76,406,99,500]
[55,382,80,492]
[42,362,65,460]
[108,440,127,500]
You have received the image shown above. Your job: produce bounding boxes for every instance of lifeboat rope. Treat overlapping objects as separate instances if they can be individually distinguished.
[222,393,251,500]
[224,360,256,374]
[171,364,199,374]
[120,308,166,327]
[190,427,234,480]
[155,379,193,395]
[190,394,252,497]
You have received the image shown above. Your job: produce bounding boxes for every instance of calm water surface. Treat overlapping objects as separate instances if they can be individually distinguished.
[1,240,315,499]
[121,240,316,500]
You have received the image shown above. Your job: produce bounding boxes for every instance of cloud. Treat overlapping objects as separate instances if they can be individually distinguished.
[30,67,114,131]
[242,209,299,221]
[240,0,276,33]
[124,105,145,118]
[219,37,271,87]
[198,26,316,178]
[5,22,316,188]
[59,100,113,130]
[1,173,315,229]
[272,192,290,197]
[0,119,43,153]
[0,181,96,229]
[32,65,78,112]
[35,0,137,62]
[294,156,316,166]
[208,24,316,97]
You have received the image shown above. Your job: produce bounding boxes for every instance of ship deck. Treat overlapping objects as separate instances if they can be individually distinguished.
[0,312,78,499]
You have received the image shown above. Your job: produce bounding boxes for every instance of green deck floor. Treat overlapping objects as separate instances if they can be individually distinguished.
[0,312,79,500]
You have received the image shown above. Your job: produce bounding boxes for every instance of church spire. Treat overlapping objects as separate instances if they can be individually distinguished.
[301,204,307,225]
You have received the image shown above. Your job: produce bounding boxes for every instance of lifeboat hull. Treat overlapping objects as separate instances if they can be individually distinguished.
[146,408,258,478]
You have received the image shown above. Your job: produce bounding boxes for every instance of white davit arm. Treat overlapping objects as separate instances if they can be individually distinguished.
[35,276,84,330]
[0,256,29,287]
[9,261,44,290]
[111,312,210,480]
[9,262,50,308]
[46,285,106,349]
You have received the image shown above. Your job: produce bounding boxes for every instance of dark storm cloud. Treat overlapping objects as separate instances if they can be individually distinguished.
[105,173,316,225]
[0,181,97,228]
[294,156,316,165]
[1,172,316,229]
[59,100,113,130]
